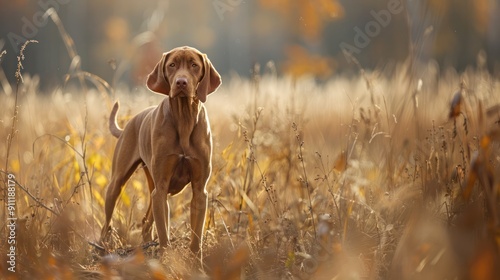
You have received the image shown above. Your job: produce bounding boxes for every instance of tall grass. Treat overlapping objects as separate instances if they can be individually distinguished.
[1,56,499,278]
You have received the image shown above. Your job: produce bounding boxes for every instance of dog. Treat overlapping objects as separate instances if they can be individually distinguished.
[100,46,221,261]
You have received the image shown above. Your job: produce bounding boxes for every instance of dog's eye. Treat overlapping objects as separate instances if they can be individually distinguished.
[169,63,175,67]
[192,63,198,68]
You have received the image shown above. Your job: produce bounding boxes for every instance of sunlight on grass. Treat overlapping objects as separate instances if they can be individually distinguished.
[1,60,499,278]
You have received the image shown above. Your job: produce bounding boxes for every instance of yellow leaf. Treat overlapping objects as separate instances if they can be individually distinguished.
[449,91,462,119]
[48,254,57,266]
[469,246,495,280]
[10,159,20,173]
[51,156,73,173]
[221,141,233,159]
[95,174,108,188]
[120,190,131,207]
[132,179,143,192]
[319,0,344,18]
[73,159,81,183]
[333,150,347,172]
[480,135,490,150]
[239,152,247,168]
[87,153,103,170]
[283,45,334,78]
[53,173,60,190]
[93,189,105,207]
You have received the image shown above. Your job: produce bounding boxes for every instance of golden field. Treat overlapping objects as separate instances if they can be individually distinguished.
[1,45,500,279]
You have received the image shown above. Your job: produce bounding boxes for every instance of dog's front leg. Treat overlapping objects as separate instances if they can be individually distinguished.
[188,157,210,259]
[151,154,180,251]
[190,185,208,254]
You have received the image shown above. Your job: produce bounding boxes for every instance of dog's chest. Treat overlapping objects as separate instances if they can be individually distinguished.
[168,157,191,195]
[168,98,202,155]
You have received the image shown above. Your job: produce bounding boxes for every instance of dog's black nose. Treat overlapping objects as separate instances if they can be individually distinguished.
[176,77,188,88]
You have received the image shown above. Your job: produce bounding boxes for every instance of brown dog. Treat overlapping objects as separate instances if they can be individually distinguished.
[100,46,221,261]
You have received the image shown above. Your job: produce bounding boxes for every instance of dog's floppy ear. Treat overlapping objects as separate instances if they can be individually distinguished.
[196,53,221,103]
[146,52,170,95]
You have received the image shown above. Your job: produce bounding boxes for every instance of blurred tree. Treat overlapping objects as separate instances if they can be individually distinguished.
[258,0,344,41]
[257,0,343,77]
[282,45,334,78]
[422,0,493,69]
[1,0,499,89]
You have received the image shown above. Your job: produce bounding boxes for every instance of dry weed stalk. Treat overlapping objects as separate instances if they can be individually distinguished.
[235,107,263,233]
[292,122,316,237]
[5,40,38,166]
[314,152,341,228]
[2,40,37,229]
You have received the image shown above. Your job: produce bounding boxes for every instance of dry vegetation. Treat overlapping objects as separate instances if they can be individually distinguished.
[2,17,500,280]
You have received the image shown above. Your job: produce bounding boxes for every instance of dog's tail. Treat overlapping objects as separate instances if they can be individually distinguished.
[109,101,123,138]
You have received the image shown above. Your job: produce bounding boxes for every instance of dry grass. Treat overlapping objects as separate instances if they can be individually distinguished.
[1,12,500,279]
[1,57,500,279]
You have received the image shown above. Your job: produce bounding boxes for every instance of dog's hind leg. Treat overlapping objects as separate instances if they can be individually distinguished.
[100,151,142,243]
[141,166,155,242]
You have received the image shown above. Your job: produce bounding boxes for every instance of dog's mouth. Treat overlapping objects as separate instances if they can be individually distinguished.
[172,89,195,99]
[179,92,195,98]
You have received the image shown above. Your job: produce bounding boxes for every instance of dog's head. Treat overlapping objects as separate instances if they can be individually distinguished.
[146,46,221,102]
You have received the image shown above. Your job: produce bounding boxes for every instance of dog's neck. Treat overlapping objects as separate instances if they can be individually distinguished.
[167,96,201,153]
